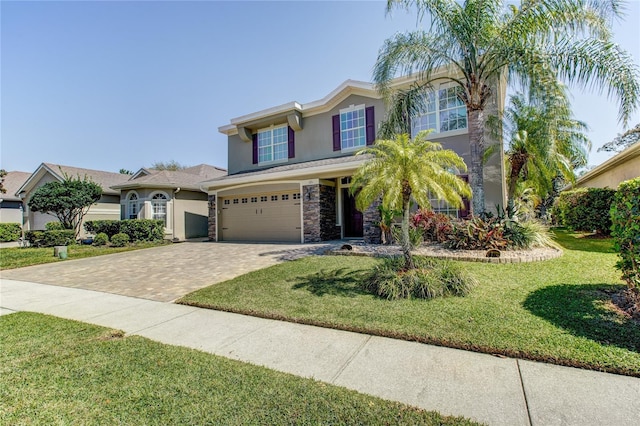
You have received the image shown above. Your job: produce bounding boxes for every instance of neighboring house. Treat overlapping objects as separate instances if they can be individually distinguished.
[16,163,129,236]
[572,142,640,189]
[0,171,31,225]
[204,74,506,243]
[111,164,227,241]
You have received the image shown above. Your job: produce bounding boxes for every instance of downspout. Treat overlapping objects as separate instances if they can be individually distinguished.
[173,187,180,241]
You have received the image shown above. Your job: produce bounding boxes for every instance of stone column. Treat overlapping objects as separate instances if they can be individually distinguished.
[302,184,320,243]
[207,194,217,241]
[363,197,382,244]
[319,185,341,240]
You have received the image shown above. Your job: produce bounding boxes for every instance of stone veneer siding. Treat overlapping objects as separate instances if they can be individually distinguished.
[319,185,341,241]
[207,194,216,241]
[363,197,382,244]
[302,184,320,243]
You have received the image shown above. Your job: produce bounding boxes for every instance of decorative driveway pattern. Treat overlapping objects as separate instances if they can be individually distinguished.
[1,242,341,302]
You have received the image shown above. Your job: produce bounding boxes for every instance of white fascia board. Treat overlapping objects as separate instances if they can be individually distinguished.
[574,142,640,187]
[203,159,368,193]
[14,163,62,197]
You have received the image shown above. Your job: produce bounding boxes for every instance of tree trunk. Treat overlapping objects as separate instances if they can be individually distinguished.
[468,109,485,216]
[401,190,414,270]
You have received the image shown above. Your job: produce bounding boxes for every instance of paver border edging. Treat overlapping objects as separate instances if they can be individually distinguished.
[325,246,563,263]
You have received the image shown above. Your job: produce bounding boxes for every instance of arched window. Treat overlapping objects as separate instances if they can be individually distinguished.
[151,192,168,225]
[127,192,139,219]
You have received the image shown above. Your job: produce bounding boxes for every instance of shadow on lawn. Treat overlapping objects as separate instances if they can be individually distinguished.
[523,283,640,353]
[291,268,370,297]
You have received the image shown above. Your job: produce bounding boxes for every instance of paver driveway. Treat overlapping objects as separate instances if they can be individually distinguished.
[1,241,341,302]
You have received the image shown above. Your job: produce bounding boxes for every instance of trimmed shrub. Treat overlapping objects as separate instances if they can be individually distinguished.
[0,223,21,242]
[410,209,453,243]
[25,230,74,247]
[119,219,164,242]
[554,188,616,235]
[110,233,130,247]
[45,221,65,231]
[610,177,640,304]
[364,256,477,300]
[93,232,109,246]
[84,220,121,238]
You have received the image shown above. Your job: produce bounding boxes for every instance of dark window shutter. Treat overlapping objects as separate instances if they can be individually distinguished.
[252,133,258,164]
[365,106,375,145]
[332,114,341,151]
[288,126,295,159]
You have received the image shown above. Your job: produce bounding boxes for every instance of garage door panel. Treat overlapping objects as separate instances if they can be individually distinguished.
[220,190,301,242]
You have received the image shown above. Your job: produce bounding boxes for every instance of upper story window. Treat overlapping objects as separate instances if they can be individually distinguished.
[340,105,366,150]
[252,125,294,165]
[332,105,375,152]
[412,84,467,136]
[257,125,288,164]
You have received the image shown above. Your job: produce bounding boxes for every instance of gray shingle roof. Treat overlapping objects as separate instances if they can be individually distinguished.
[1,171,31,201]
[43,163,129,195]
[114,163,227,191]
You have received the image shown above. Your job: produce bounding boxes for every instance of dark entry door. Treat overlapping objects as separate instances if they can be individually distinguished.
[342,189,363,238]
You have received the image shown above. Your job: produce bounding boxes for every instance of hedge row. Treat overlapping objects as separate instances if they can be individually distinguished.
[24,230,75,247]
[554,188,616,235]
[0,223,21,242]
[610,177,640,294]
[84,219,164,242]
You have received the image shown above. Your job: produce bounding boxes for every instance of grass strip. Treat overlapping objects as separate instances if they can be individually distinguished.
[0,312,476,425]
[0,242,167,270]
[179,230,640,377]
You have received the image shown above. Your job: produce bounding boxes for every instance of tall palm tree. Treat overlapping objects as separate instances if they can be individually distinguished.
[350,132,470,269]
[495,90,591,203]
[375,0,640,215]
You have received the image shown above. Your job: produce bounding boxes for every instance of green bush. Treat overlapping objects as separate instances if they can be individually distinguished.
[45,221,65,231]
[25,230,75,247]
[610,178,640,301]
[119,219,164,242]
[84,220,121,238]
[364,256,477,300]
[0,223,21,242]
[110,233,130,247]
[93,232,109,246]
[554,188,616,235]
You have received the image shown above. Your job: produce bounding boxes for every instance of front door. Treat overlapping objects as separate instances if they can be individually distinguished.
[342,189,363,238]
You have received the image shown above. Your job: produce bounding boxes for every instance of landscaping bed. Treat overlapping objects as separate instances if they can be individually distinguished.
[0,312,474,425]
[179,230,640,377]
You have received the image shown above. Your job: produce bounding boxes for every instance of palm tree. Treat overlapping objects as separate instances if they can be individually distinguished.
[375,0,640,215]
[496,90,591,204]
[350,132,470,269]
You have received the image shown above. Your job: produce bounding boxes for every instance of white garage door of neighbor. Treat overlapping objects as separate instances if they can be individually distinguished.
[219,190,301,242]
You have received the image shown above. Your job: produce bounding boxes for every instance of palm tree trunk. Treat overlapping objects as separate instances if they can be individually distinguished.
[468,109,485,216]
[401,189,414,270]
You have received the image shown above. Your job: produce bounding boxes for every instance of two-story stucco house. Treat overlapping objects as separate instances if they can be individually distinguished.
[204,74,506,244]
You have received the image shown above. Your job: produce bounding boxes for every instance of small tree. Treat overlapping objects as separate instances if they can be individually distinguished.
[151,160,187,171]
[28,175,102,238]
[0,169,6,194]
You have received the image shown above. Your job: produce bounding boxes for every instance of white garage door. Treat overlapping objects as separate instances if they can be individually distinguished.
[219,190,301,242]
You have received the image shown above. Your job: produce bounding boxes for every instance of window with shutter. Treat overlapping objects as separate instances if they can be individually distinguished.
[253,124,293,164]
[332,104,375,152]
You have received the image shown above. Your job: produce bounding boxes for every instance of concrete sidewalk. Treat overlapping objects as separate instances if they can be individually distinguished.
[2,278,639,426]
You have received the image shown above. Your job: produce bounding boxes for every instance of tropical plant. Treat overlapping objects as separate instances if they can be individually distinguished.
[28,174,102,239]
[350,131,470,269]
[377,205,402,245]
[375,0,640,215]
[488,90,591,206]
[410,208,453,243]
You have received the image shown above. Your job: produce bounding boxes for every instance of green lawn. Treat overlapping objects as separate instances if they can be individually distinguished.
[0,242,167,270]
[0,313,475,425]
[179,229,640,376]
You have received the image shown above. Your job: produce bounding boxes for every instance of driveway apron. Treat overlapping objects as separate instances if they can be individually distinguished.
[1,242,339,301]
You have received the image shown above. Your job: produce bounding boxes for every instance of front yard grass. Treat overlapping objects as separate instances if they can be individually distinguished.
[0,312,474,425]
[179,229,640,377]
[0,242,167,270]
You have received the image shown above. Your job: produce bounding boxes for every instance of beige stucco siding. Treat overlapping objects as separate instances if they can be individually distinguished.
[0,203,23,224]
[173,191,209,240]
[576,155,640,189]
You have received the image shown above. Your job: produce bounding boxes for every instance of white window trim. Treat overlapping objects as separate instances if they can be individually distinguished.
[339,104,366,152]
[126,190,139,220]
[412,83,468,137]
[257,124,289,165]
[150,191,169,225]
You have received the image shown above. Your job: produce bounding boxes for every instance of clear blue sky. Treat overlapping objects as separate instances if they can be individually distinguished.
[2,0,639,174]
